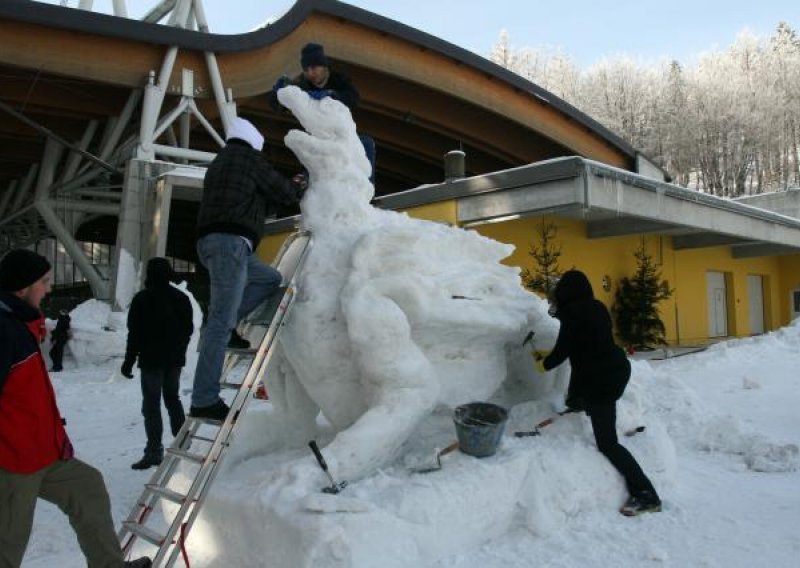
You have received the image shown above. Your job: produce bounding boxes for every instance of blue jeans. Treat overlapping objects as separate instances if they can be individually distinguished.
[192,233,282,408]
[141,366,184,455]
[358,134,376,183]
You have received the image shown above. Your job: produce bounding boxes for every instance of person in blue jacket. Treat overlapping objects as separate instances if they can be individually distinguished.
[535,269,661,516]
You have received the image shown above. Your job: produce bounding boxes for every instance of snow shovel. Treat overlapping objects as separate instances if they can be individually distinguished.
[308,440,348,494]
[412,440,460,474]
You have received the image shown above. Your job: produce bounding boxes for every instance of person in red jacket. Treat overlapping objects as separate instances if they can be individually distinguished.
[0,249,151,568]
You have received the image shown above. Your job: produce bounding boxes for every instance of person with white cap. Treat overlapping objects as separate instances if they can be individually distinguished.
[190,117,304,421]
[0,249,151,567]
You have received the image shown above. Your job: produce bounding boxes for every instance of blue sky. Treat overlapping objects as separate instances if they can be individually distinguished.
[47,1,797,67]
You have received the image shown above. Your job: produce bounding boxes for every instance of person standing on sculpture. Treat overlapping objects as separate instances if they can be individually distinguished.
[190,117,304,421]
[268,42,375,181]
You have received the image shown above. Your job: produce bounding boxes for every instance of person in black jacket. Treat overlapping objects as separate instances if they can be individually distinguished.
[49,310,71,372]
[535,269,662,516]
[122,258,193,470]
[268,42,376,181]
[190,117,303,421]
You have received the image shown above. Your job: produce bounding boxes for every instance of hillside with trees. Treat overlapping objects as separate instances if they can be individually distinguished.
[491,23,800,196]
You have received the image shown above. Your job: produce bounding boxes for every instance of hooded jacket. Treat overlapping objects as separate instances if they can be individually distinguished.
[124,259,194,370]
[543,270,630,403]
[0,291,73,473]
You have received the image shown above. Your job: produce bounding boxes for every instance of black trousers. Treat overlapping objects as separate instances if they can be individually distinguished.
[140,366,185,456]
[49,339,67,371]
[586,401,658,498]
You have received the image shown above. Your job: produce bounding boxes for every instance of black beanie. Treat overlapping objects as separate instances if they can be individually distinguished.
[301,43,328,69]
[0,249,51,292]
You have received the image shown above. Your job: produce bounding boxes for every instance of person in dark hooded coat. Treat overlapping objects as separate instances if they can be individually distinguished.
[537,269,662,516]
[49,310,71,372]
[122,258,193,470]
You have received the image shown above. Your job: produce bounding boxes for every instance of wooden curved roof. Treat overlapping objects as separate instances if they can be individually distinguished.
[0,0,637,194]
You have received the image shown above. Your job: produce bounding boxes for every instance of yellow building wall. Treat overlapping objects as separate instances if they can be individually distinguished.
[473,215,787,346]
[474,216,678,342]
[255,200,458,264]
[256,203,791,346]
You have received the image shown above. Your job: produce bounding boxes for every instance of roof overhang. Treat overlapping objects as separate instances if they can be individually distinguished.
[262,157,800,258]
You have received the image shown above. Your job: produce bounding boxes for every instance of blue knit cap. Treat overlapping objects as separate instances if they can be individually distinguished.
[301,43,328,69]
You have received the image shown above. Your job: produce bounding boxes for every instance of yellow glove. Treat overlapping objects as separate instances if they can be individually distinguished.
[533,349,551,374]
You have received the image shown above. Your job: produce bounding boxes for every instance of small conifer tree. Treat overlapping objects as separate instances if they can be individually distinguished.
[613,238,673,349]
[521,219,562,299]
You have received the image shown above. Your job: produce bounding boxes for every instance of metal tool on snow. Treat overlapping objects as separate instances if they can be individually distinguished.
[309,440,348,494]
[412,440,460,474]
[513,408,580,437]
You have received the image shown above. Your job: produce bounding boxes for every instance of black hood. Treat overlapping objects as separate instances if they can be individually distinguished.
[554,270,594,310]
[144,258,176,289]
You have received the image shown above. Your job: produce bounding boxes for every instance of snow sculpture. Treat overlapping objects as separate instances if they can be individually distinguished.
[269,86,558,482]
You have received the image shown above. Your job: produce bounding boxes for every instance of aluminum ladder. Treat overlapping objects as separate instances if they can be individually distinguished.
[118,230,312,567]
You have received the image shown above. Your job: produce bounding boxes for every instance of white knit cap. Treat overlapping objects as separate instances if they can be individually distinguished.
[225,117,265,151]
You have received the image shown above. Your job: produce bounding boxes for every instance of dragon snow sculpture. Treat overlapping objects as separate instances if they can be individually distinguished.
[266,86,559,483]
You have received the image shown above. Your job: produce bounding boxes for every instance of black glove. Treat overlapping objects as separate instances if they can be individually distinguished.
[272,75,290,91]
[291,173,309,199]
[121,359,135,379]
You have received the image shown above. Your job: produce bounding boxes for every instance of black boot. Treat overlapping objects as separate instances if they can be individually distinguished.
[227,329,250,349]
[620,490,662,516]
[131,451,163,470]
[124,557,152,568]
[189,399,230,421]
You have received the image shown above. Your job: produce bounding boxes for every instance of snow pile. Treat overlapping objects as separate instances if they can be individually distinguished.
[25,292,800,567]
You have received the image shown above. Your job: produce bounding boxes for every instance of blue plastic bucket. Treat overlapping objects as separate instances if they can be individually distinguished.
[453,402,509,458]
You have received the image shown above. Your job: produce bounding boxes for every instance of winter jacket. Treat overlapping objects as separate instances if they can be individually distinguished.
[267,68,361,111]
[543,270,630,403]
[51,314,71,342]
[0,291,73,473]
[124,260,194,371]
[197,139,302,247]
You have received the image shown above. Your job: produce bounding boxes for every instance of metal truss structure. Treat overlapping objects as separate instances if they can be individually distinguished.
[0,0,233,306]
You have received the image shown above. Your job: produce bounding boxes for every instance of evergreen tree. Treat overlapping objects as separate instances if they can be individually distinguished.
[521,220,562,299]
[613,239,673,349]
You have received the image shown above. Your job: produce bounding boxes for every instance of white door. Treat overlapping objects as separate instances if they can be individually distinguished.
[706,272,727,337]
[747,275,764,335]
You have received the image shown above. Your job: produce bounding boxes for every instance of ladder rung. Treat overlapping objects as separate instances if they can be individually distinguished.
[186,416,223,427]
[123,521,167,547]
[167,447,207,464]
[225,347,256,356]
[188,433,216,443]
[145,484,188,504]
[220,381,245,390]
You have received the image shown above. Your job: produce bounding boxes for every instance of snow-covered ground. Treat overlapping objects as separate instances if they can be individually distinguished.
[19,303,800,567]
